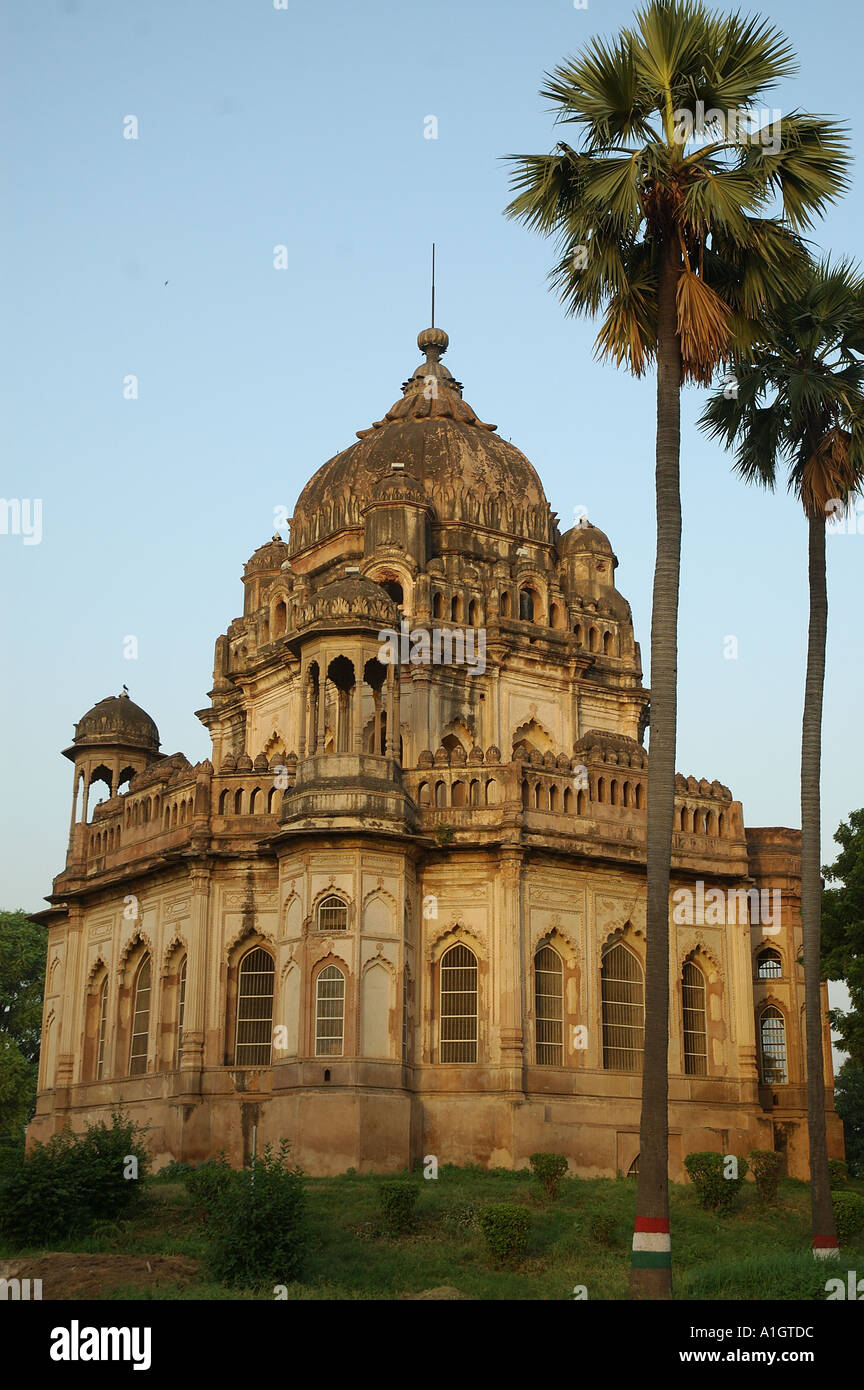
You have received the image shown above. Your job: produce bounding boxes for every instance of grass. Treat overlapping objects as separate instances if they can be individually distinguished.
[3,1166,863,1300]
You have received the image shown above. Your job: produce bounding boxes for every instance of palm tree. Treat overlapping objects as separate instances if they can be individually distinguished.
[700,258,864,1260]
[504,0,849,1297]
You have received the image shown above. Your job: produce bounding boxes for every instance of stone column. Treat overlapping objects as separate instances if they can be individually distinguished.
[385,665,396,756]
[413,668,431,751]
[316,662,327,751]
[180,868,209,1080]
[352,683,363,754]
[372,686,382,755]
[496,849,526,1086]
[297,677,307,759]
[393,664,402,762]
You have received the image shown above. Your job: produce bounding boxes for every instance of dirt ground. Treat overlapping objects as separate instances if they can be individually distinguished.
[0,1253,199,1300]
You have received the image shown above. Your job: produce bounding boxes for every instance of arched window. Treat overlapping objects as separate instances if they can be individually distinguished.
[234,947,274,1066]
[759,1007,788,1084]
[274,600,287,637]
[574,624,583,646]
[519,588,535,622]
[129,955,151,1076]
[589,626,599,652]
[535,945,563,1065]
[315,965,345,1056]
[603,630,614,655]
[177,955,187,1065]
[451,595,463,623]
[601,943,644,1071]
[451,780,466,807]
[500,590,512,618]
[469,598,481,626]
[433,592,445,619]
[439,943,477,1063]
[96,976,109,1080]
[682,961,707,1076]
[318,895,348,931]
[757,949,782,979]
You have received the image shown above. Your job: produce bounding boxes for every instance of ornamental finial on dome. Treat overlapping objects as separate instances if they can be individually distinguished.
[354,325,497,437]
[417,326,449,360]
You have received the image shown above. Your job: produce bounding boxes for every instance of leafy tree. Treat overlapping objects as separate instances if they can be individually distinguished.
[822,808,864,1069]
[700,261,864,1257]
[0,909,48,1149]
[505,0,849,1297]
[834,1061,864,1177]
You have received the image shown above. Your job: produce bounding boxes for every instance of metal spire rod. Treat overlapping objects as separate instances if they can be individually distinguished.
[431,243,435,328]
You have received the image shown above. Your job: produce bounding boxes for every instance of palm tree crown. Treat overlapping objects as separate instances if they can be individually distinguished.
[505,0,849,380]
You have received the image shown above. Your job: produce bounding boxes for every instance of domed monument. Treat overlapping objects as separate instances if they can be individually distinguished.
[30,329,842,1177]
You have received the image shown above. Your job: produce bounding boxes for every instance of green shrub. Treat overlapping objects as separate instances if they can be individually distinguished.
[0,1108,150,1248]
[828,1160,848,1189]
[529,1152,569,1199]
[748,1150,784,1204]
[684,1151,749,1211]
[155,1159,193,1182]
[185,1152,233,1219]
[832,1191,864,1244]
[378,1181,418,1234]
[204,1141,306,1288]
[479,1203,530,1266]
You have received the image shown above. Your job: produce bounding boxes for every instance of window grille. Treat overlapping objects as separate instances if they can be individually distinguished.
[129,955,151,1076]
[234,947,274,1066]
[177,955,187,1064]
[757,949,782,979]
[315,965,345,1056]
[682,961,707,1076]
[440,944,477,1062]
[318,895,348,931]
[96,977,108,1080]
[535,945,563,1065]
[760,1007,788,1084]
[601,943,644,1071]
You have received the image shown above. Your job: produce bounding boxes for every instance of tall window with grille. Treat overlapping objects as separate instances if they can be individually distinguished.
[601,943,644,1071]
[317,895,348,932]
[129,955,151,1076]
[439,943,477,1062]
[96,976,108,1080]
[315,965,346,1056]
[682,960,707,1076]
[234,947,274,1066]
[759,1006,788,1084]
[176,955,187,1065]
[534,945,563,1065]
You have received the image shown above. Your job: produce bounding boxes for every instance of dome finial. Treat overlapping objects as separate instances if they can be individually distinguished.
[417,325,449,360]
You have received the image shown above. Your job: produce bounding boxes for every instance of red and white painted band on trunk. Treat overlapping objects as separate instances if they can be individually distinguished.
[813,1235,839,1247]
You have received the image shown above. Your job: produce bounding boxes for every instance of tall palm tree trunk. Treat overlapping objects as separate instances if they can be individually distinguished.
[802,512,838,1258]
[630,239,682,1299]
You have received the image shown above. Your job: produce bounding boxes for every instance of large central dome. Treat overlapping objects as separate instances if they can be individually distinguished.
[289,328,556,555]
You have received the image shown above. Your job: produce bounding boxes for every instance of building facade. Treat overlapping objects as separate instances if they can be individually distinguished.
[29,326,843,1178]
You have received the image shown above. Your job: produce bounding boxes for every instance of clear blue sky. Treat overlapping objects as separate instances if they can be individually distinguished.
[1,0,861,971]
